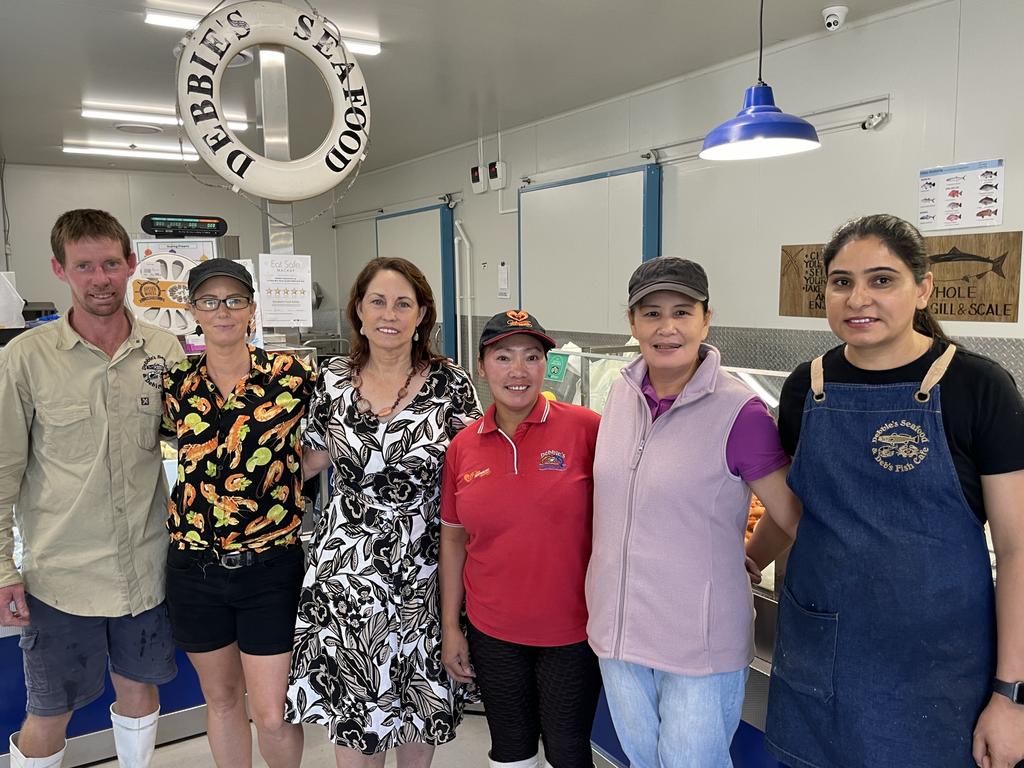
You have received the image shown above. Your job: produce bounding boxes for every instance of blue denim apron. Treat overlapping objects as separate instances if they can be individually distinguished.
[765,345,995,768]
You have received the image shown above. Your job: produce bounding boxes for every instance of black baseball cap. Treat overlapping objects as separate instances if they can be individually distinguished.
[187,258,255,297]
[479,310,556,357]
[627,257,709,307]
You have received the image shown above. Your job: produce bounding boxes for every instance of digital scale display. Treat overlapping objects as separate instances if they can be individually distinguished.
[141,214,228,238]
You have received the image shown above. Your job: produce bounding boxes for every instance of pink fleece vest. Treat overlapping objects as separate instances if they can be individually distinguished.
[586,344,757,675]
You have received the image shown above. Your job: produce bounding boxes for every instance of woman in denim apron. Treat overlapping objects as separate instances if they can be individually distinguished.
[750,215,1024,768]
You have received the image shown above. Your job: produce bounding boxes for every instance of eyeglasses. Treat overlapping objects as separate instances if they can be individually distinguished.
[192,296,252,311]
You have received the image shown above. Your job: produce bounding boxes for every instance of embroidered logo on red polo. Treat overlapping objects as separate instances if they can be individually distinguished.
[462,468,491,484]
[538,450,566,471]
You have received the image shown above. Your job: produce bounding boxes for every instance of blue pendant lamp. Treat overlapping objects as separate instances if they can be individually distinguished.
[700,0,820,161]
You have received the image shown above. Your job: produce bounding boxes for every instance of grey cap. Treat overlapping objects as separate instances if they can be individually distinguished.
[627,257,709,307]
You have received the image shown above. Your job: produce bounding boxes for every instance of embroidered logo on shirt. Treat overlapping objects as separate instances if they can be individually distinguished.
[462,468,491,484]
[871,419,930,473]
[538,450,566,471]
[141,354,168,389]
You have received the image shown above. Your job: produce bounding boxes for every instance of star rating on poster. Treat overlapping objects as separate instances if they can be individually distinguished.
[263,288,308,296]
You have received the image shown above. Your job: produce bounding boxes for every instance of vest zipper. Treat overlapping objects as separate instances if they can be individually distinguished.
[614,431,647,656]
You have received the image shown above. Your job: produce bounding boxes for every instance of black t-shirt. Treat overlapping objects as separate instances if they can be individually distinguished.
[778,339,1024,522]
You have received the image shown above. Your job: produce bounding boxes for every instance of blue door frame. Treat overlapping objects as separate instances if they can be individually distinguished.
[375,204,457,361]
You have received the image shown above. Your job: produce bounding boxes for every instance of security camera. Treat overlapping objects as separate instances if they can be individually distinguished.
[822,5,848,32]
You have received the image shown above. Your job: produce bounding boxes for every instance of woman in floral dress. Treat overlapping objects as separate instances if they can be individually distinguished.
[286,257,481,768]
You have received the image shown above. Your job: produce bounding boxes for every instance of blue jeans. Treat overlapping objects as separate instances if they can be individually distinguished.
[599,659,745,768]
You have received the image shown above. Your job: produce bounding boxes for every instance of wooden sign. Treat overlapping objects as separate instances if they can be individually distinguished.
[779,231,1022,322]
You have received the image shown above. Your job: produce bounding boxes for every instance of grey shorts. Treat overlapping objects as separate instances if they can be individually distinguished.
[19,595,177,716]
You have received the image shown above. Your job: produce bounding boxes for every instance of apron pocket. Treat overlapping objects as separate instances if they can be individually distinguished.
[775,585,838,703]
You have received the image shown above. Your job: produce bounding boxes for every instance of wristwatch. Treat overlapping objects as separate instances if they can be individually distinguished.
[993,678,1024,704]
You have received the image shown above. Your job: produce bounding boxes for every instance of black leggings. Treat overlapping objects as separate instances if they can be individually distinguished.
[467,621,601,768]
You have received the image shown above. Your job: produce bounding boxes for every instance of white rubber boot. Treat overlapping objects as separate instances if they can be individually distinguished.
[8,734,66,768]
[109,704,160,768]
[488,755,541,768]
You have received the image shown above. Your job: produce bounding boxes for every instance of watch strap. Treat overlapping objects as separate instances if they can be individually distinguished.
[993,678,1024,704]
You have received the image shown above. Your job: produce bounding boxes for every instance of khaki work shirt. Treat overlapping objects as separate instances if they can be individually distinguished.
[0,312,184,616]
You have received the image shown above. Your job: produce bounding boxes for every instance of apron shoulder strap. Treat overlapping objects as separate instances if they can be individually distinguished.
[915,343,957,402]
[810,355,826,402]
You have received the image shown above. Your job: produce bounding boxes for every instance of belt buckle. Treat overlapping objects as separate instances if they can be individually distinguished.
[219,551,246,569]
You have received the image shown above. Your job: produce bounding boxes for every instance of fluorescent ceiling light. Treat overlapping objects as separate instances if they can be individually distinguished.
[82,108,248,132]
[144,10,198,30]
[63,145,199,162]
[69,139,198,153]
[342,38,381,56]
[146,9,381,54]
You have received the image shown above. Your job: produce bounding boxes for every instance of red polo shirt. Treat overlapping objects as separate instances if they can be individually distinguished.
[441,396,600,646]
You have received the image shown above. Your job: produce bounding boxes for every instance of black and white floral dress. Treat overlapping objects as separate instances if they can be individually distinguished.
[285,357,481,754]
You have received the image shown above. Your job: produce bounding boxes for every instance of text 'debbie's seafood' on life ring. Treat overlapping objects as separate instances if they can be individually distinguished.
[176,1,371,202]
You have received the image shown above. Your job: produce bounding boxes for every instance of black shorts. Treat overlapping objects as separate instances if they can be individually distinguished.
[165,545,304,656]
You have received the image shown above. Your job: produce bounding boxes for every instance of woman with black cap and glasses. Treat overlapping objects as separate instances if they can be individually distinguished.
[439,311,602,768]
[161,258,316,768]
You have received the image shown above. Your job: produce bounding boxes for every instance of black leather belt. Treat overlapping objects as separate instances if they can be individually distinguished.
[173,545,298,570]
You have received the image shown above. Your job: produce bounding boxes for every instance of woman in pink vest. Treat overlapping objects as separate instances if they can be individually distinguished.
[586,257,801,768]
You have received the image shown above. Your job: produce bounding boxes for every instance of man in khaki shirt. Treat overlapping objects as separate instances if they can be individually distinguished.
[0,210,184,768]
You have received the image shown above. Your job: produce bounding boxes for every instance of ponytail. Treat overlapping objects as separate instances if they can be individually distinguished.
[912,307,951,344]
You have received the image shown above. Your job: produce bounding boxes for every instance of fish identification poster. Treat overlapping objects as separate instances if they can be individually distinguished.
[779,231,1021,323]
[918,159,1003,231]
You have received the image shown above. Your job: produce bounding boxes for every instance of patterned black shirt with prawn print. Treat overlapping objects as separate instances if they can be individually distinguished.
[162,346,316,552]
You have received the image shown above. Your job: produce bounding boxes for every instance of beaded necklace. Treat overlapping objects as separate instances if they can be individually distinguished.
[352,365,415,418]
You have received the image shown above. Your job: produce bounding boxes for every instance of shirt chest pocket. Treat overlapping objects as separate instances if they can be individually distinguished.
[39,404,96,463]
[136,396,164,451]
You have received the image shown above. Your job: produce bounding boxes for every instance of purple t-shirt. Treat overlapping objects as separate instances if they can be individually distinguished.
[641,373,789,482]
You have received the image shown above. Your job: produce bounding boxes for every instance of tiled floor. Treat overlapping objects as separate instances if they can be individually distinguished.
[92,714,493,768]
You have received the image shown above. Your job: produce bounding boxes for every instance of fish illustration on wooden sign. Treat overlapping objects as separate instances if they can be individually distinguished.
[929,246,1008,283]
[977,208,999,219]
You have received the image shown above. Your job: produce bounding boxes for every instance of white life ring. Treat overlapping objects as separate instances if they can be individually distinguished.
[175,1,370,202]
[128,252,200,334]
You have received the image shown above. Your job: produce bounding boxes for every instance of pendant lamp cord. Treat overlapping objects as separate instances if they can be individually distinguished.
[757,0,765,85]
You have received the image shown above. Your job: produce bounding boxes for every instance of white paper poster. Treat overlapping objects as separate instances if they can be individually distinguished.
[258,254,312,327]
[919,159,1004,231]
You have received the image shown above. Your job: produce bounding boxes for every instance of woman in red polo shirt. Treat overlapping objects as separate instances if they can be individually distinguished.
[440,311,601,768]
